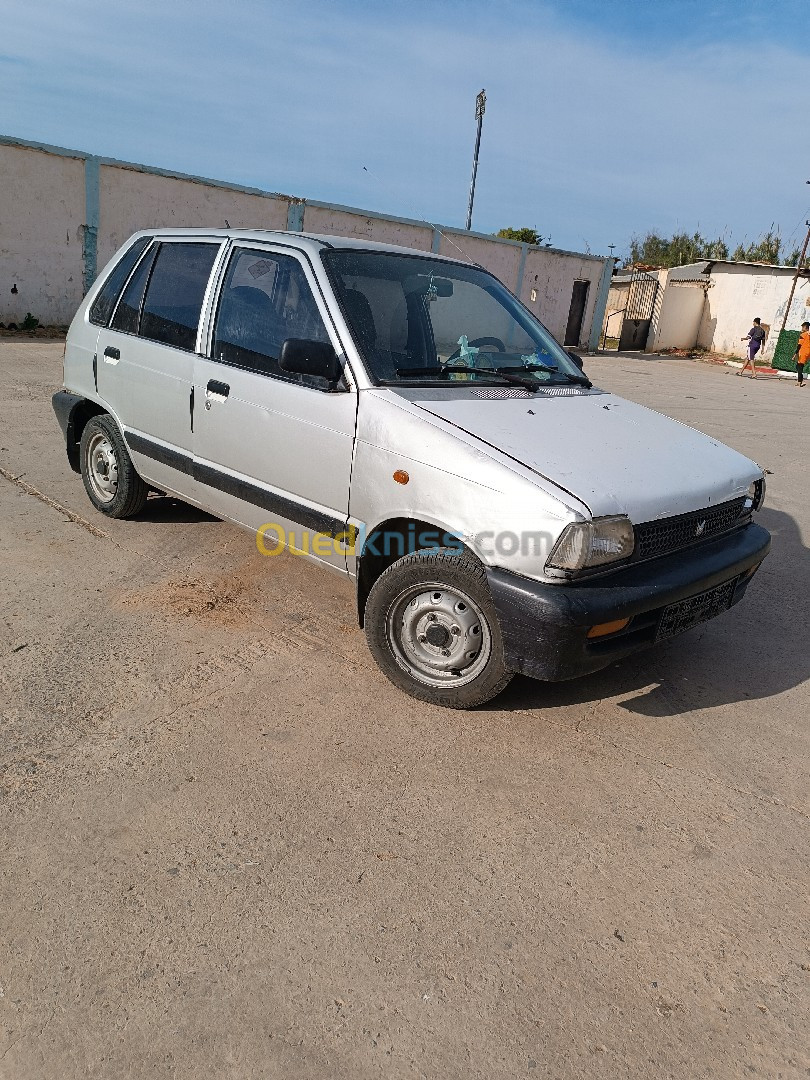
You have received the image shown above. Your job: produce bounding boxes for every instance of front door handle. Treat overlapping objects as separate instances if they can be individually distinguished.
[206,380,230,399]
[103,346,120,365]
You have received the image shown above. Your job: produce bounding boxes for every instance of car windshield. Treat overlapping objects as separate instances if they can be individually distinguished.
[322,250,585,387]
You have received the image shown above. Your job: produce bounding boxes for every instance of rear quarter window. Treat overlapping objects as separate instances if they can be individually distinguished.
[88,236,152,327]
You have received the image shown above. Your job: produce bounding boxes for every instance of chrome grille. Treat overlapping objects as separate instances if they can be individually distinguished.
[635,498,747,559]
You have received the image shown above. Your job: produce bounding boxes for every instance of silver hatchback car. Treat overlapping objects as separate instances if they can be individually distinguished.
[53,230,769,708]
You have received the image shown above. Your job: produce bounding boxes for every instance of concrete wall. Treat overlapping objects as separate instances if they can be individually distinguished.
[631,263,810,358]
[0,143,86,325]
[519,247,605,347]
[98,165,290,269]
[697,264,808,360]
[1,134,611,349]
[301,203,434,252]
[647,273,706,352]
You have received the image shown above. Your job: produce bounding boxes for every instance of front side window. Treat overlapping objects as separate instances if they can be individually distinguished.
[88,236,152,326]
[212,248,332,388]
[322,250,586,388]
[139,242,220,351]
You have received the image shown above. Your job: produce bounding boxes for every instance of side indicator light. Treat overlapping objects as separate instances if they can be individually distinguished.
[393,470,410,485]
[587,617,631,639]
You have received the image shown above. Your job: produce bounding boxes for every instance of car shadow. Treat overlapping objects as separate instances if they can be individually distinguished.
[135,493,219,524]
[488,505,808,718]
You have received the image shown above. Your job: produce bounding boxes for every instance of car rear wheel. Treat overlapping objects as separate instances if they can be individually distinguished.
[364,548,513,709]
[79,414,148,519]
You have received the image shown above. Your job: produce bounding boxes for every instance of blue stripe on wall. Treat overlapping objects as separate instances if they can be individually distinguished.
[286,200,305,231]
[83,155,100,293]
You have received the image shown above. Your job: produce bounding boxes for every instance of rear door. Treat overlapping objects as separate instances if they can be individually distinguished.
[96,238,223,494]
[192,244,357,571]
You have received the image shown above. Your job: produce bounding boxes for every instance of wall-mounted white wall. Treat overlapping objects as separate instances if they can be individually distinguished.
[1,134,612,349]
[1,143,86,325]
[302,204,434,253]
[634,261,810,358]
[98,166,290,270]
[697,264,808,359]
[518,248,605,347]
[647,274,706,352]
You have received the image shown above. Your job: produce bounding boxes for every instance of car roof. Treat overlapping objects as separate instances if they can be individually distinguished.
[129,228,473,267]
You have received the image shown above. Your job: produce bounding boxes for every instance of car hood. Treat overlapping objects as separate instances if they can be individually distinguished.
[402,388,761,521]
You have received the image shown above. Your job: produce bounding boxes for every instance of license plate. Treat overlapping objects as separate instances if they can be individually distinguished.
[656,577,738,641]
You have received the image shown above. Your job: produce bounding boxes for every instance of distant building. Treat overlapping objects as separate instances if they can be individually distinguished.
[601,259,810,360]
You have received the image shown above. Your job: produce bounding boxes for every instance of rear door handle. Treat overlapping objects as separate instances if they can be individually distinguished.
[103,346,120,365]
[206,380,230,399]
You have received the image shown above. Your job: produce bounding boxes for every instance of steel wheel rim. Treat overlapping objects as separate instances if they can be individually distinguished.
[85,432,118,503]
[385,581,492,688]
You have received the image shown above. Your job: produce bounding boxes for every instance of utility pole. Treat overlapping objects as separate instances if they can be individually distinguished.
[465,89,486,231]
[778,218,810,335]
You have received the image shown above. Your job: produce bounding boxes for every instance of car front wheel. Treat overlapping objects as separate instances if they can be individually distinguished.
[364,548,513,709]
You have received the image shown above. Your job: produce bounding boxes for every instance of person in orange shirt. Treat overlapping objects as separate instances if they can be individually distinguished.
[792,321,810,387]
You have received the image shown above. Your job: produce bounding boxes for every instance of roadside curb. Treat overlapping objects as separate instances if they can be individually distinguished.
[723,360,795,380]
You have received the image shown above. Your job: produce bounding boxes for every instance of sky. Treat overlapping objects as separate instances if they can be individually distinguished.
[1,0,807,260]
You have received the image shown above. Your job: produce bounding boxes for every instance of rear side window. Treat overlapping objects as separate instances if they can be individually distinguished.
[88,236,152,326]
[111,244,158,335]
[139,243,219,351]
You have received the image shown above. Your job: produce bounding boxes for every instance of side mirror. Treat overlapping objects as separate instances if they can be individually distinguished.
[566,349,584,371]
[279,339,342,381]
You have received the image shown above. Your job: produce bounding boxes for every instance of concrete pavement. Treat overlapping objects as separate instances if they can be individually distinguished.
[0,344,807,1079]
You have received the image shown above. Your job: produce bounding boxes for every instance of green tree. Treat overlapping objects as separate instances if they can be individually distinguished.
[627,230,728,267]
[732,230,783,264]
[496,227,544,245]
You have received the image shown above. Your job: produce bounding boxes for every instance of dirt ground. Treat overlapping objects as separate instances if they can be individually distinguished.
[1,344,807,1079]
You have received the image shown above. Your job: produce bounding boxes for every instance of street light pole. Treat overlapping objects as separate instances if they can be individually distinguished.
[465,89,486,231]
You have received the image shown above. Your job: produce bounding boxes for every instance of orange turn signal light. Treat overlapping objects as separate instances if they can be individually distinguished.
[587,617,631,639]
[393,470,410,485]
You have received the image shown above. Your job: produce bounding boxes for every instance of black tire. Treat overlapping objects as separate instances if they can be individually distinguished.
[79,414,148,519]
[364,548,513,709]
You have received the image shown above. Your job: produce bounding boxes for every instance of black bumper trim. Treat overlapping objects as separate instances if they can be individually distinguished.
[126,430,194,476]
[124,430,346,538]
[486,522,771,682]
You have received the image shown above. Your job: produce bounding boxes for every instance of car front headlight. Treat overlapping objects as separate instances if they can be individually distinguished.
[743,478,766,513]
[546,516,635,572]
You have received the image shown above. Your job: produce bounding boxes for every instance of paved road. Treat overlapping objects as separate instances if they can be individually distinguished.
[1,344,807,1079]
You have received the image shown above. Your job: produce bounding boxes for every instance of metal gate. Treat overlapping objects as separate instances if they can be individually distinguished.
[617,268,658,351]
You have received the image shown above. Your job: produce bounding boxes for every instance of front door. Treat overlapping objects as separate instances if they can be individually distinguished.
[192,245,357,572]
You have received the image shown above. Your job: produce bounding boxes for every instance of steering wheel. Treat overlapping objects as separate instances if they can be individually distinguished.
[446,336,507,363]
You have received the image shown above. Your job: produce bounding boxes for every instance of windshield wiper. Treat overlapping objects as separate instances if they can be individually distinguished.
[395,365,540,392]
[496,363,592,389]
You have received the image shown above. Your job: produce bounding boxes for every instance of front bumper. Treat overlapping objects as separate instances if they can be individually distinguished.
[485,522,770,682]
